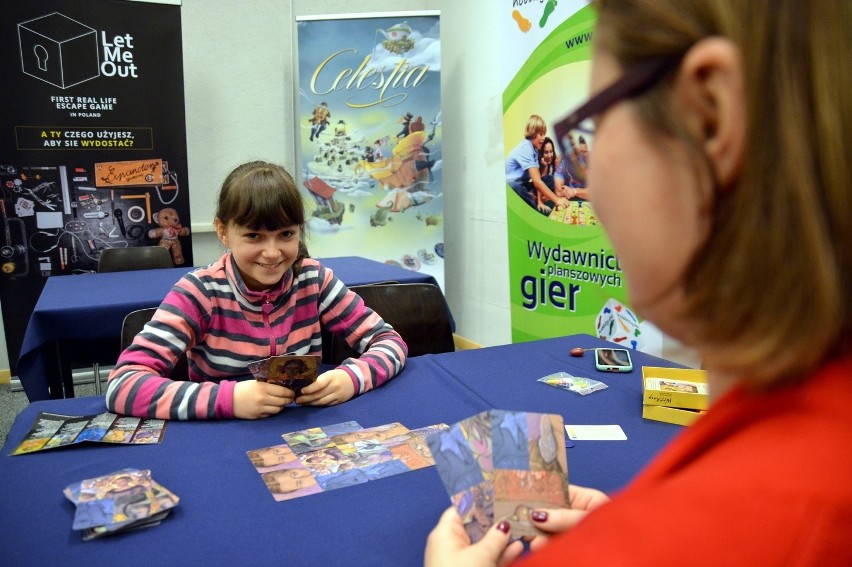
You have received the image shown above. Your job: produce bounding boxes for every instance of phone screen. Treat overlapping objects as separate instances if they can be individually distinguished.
[595,348,633,371]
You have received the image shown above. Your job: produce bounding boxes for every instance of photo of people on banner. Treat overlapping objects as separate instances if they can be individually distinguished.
[505,113,595,226]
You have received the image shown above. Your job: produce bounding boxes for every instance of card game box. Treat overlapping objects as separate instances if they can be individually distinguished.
[641,366,710,425]
[641,403,707,427]
[642,366,710,411]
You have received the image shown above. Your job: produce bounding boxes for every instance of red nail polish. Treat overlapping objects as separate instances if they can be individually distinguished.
[496,521,511,534]
[531,510,548,522]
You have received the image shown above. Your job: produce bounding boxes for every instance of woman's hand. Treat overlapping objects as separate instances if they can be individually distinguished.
[425,507,525,567]
[233,380,294,419]
[297,369,356,406]
[528,484,610,551]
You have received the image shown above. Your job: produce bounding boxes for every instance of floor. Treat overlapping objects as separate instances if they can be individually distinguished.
[0,378,97,450]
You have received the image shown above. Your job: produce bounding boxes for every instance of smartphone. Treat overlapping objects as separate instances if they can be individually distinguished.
[594,348,633,372]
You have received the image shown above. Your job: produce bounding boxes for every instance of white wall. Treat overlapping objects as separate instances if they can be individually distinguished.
[0,0,701,375]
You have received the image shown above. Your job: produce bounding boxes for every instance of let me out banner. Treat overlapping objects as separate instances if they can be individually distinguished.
[0,0,191,374]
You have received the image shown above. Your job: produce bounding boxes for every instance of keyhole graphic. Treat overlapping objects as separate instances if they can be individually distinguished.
[34,44,48,71]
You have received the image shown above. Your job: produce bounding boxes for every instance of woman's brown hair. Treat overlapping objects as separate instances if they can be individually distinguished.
[594,0,852,386]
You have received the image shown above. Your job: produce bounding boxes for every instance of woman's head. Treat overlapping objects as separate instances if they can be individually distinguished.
[540,137,556,167]
[589,0,851,385]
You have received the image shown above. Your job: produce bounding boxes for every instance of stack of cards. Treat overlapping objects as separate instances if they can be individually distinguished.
[64,468,179,540]
[538,372,608,396]
[248,354,321,397]
[426,410,570,542]
[247,421,449,501]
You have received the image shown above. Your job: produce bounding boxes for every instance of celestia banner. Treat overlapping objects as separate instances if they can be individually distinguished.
[295,12,444,288]
[0,0,191,374]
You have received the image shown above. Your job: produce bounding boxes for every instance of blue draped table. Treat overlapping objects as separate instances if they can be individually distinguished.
[17,256,446,401]
[1,334,684,567]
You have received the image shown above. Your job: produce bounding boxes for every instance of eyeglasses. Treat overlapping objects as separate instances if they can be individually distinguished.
[553,53,684,159]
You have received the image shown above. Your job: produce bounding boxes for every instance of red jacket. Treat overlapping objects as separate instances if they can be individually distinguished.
[522,357,852,566]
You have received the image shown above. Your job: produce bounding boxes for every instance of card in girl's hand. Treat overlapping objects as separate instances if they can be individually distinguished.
[248,354,321,396]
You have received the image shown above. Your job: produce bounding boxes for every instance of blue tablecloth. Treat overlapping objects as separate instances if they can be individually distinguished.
[0,335,684,567]
[17,256,445,401]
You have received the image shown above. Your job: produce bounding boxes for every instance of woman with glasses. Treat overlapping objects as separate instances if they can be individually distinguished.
[426,1,852,564]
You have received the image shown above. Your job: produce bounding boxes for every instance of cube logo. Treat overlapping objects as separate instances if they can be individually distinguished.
[18,12,101,89]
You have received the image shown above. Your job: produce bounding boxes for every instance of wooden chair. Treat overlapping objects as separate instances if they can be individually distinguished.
[119,307,189,381]
[326,282,455,365]
[97,246,173,273]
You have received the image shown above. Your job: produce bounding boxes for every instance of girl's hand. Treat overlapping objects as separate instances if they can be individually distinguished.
[425,507,524,567]
[528,484,610,551]
[233,380,294,419]
[297,369,356,406]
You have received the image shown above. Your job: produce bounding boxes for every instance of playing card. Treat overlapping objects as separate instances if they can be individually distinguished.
[429,410,570,542]
[248,354,321,397]
[565,424,627,440]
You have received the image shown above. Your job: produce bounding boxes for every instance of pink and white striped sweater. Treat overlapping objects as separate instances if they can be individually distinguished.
[105,254,408,419]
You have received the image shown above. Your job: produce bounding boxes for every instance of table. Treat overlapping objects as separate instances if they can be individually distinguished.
[0,335,684,567]
[17,256,445,401]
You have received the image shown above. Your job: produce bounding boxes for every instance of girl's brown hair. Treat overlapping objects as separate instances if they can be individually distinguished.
[215,160,310,269]
[594,0,852,386]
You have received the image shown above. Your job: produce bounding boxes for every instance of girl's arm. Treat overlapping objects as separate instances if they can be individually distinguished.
[105,287,236,420]
[317,270,408,395]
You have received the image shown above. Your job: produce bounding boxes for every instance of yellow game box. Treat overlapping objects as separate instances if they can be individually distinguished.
[642,403,707,426]
[641,366,710,411]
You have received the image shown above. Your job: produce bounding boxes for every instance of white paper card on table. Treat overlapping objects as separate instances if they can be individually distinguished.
[565,425,627,441]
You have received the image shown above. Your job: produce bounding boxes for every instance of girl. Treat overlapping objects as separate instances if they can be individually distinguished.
[106,160,407,420]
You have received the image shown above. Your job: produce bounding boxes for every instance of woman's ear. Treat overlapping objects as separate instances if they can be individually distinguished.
[674,37,746,189]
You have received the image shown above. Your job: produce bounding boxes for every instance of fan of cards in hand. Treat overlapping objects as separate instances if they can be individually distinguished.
[427,409,570,542]
[247,354,322,397]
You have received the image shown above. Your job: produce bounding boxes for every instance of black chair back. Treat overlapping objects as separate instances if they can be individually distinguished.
[327,282,454,364]
[120,307,189,381]
[98,246,173,273]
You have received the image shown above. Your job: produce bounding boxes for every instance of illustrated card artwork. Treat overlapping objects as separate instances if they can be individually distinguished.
[428,410,570,542]
[248,354,321,397]
[427,422,493,543]
[248,421,448,502]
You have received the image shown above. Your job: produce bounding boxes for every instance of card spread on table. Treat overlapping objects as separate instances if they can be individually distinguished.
[247,354,321,397]
[10,412,167,455]
[64,468,179,540]
[247,421,449,501]
[565,424,627,440]
[427,410,570,542]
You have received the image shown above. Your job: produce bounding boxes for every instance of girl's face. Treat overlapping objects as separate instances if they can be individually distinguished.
[216,220,301,292]
[587,48,710,338]
[541,142,555,165]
